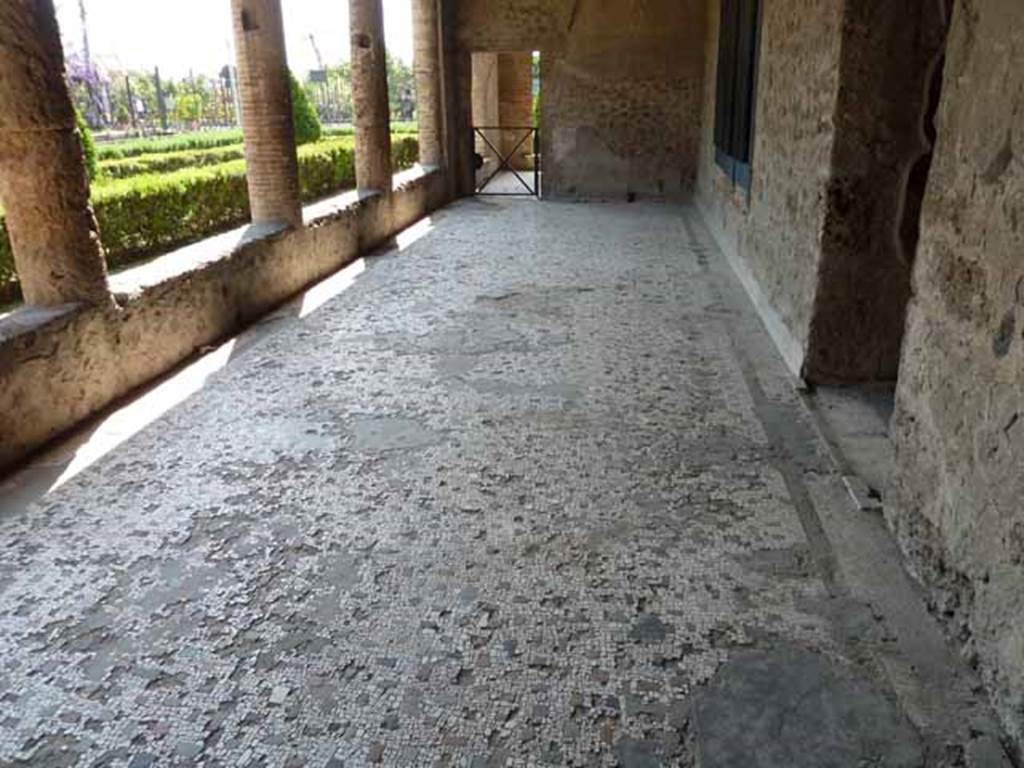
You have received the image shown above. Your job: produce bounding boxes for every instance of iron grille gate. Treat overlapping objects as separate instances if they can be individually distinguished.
[473,126,540,197]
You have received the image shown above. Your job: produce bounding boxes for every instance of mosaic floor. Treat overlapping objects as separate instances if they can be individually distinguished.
[0,199,981,766]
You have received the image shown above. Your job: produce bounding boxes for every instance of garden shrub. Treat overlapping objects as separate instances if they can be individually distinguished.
[321,122,418,139]
[0,219,14,303]
[92,160,252,269]
[291,73,323,146]
[0,135,420,294]
[75,109,99,181]
[392,136,420,171]
[390,121,419,135]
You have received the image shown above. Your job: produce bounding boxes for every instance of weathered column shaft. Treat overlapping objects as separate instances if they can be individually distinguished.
[230,0,302,227]
[412,0,443,168]
[0,0,110,307]
[350,0,393,192]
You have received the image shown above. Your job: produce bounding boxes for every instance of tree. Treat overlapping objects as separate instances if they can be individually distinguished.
[173,93,202,126]
[386,54,415,121]
[290,72,322,145]
[323,64,354,124]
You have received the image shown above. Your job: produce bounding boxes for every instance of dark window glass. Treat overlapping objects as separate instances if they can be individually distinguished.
[714,0,761,191]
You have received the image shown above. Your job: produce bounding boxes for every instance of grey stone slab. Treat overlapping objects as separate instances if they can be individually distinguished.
[692,643,923,768]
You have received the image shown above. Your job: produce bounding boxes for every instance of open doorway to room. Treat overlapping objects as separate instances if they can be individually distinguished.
[802,0,953,506]
[470,50,541,197]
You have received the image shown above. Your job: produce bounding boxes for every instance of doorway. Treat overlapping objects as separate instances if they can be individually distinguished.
[470,51,541,197]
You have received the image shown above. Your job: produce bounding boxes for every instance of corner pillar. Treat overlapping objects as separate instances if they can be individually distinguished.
[0,0,111,307]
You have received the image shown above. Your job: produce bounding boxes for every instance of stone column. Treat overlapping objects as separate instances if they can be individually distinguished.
[412,0,443,168]
[230,0,302,227]
[350,0,393,193]
[0,0,111,307]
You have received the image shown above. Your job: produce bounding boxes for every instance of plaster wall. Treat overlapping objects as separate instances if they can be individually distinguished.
[695,0,844,375]
[456,0,706,199]
[0,170,448,472]
[890,0,1024,746]
[696,0,945,385]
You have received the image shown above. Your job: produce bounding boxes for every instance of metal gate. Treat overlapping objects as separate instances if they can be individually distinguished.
[473,126,540,197]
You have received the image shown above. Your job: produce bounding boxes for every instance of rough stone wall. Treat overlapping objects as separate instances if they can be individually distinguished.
[471,52,499,130]
[890,0,1024,747]
[0,170,449,472]
[454,0,573,52]
[695,0,844,372]
[497,52,533,170]
[803,0,951,383]
[457,0,706,199]
[471,52,499,185]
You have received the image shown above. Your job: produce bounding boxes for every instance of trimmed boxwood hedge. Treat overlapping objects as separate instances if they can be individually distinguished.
[100,145,248,179]
[96,130,243,161]
[95,123,418,163]
[0,135,420,299]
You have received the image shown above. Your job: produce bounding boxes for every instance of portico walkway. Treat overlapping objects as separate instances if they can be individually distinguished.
[0,200,1006,766]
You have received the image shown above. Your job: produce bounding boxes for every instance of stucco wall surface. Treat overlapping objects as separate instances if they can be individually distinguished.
[695,0,844,372]
[890,0,1024,747]
[454,0,573,52]
[457,0,706,199]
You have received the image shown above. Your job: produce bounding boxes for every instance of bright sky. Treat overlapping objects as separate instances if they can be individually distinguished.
[54,0,414,78]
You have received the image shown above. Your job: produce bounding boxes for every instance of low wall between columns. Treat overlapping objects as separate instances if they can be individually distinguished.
[0,167,448,472]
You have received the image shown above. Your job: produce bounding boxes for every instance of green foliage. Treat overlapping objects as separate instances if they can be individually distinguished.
[75,109,99,181]
[0,218,14,304]
[392,136,420,171]
[96,130,243,161]
[321,121,418,138]
[99,145,246,180]
[95,123,416,165]
[173,93,203,125]
[291,73,323,146]
[92,160,251,268]
[0,135,420,295]
[386,53,416,121]
[296,138,356,199]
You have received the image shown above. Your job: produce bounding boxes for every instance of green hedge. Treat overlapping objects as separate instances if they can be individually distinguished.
[0,135,421,296]
[322,122,418,138]
[96,122,418,163]
[76,110,99,181]
[96,129,242,161]
[100,131,419,181]
[100,145,247,179]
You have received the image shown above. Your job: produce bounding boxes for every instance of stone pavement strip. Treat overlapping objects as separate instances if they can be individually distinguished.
[0,199,1003,766]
